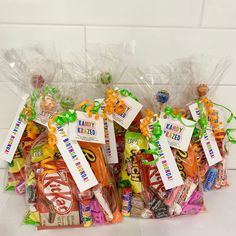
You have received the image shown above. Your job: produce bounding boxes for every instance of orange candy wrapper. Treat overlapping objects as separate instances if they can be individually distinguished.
[79,141,122,224]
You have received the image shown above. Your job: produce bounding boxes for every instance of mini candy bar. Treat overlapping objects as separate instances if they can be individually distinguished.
[79,200,92,227]
[135,143,205,219]
[121,131,148,194]
[204,168,218,191]
[121,185,132,216]
[90,199,105,224]
[36,160,81,229]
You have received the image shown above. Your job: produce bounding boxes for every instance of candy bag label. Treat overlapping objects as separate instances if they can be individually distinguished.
[104,118,118,164]
[113,96,143,130]
[54,124,98,192]
[189,103,223,166]
[0,97,27,163]
[34,111,54,126]
[95,98,118,163]
[149,135,184,190]
[159,117,195,152]
[68,111,105,144]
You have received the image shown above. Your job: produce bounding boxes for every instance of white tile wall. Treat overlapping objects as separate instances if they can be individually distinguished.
[0,0,236,168]
[203,0,236,28]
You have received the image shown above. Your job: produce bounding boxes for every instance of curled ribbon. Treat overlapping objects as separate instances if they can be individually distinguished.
[54,110,77,126]
[143,121,163,165]
[20,90,39,121]
[47,110,77,150]
[192,99,208,141]
[226,128,236,144]
[104,88,126,116]
[203,98,236,144]
[140,110,163,165]
[118,88,139,101]
[20,85,60,122]
[43,85,60,99]
[164,106,196,128]
[77,100,101,119]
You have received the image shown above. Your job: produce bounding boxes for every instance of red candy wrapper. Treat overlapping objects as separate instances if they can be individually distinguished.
[36,160,81,229]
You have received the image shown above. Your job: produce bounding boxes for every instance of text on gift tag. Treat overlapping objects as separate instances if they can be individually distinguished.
[189,102,223,166]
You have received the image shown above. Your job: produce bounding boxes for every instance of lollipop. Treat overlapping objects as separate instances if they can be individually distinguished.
[156,90,170,114]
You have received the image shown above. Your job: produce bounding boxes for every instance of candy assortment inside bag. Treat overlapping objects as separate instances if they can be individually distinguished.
[187,55,233,191]
[120,131,148,217]
[23,127,122,229]
[136,143,205,218]
[4,121,44,194]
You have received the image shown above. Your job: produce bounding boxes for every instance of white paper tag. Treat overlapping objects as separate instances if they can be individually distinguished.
[68,111,105,144]
[104,118,118,164]
[149,134,184,190]
[0,98,27,163]
[159,117,195,152]
[55,124,98,192]
[189,102,223,166]
[34,111,54,126]
[112,96,143,129]
[95,98,118,164]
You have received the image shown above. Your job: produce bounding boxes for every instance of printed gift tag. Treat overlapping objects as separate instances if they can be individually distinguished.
[113,95,143,130]
[159,117,195,152]
[54,124,98,192]
[189,102,223,166]
[104,118,119,164]
[0,98,27,163]
[68,111,105,144]
[148,122,184,190]
[95,98,118,164]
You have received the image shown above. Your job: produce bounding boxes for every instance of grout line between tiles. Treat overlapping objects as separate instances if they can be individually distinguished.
[199,0,206,27]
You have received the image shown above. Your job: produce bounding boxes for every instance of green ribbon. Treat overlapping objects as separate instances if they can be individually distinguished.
[20,85,60,122]
[226,128,236,144]
[143,120,162,165]
[55,110,77,126]
[192,99,208,141]
[20,90,39,121]
[213,102,236,124]
[212,102,236,144]
[80,100,102,114]
[118,88,139,101]
[164,106,196,128]
[43,85,60,100]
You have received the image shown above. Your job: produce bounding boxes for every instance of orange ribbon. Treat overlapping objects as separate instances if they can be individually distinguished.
[201,97,225,140]
[140,110,154,137]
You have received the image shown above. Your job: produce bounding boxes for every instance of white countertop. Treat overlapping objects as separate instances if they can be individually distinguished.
[0,169,235,236]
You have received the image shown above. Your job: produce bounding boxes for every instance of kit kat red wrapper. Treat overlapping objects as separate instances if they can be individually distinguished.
[36,160,81,229]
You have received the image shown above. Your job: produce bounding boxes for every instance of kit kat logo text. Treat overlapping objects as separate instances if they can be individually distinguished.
[43,172,72,215]
[4,119,22,155]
